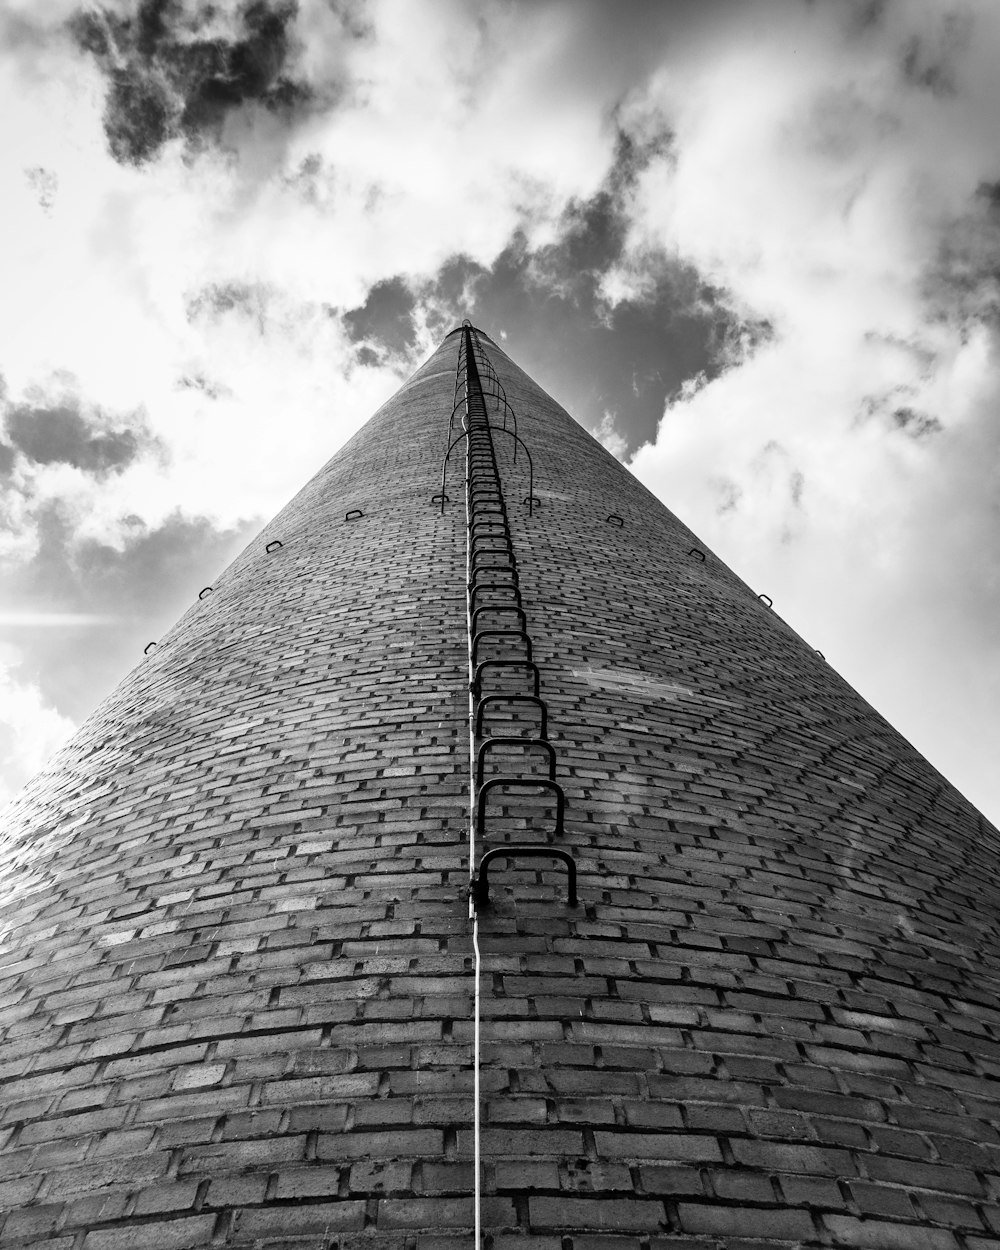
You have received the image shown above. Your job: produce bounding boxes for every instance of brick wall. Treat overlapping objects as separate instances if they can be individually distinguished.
[1,327,999,1249]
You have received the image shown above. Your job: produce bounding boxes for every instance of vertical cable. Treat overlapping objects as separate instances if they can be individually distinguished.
[460,331,484,1249]
[472,915,482,1248]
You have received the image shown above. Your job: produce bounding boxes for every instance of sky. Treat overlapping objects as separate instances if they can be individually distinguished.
[0,0,998,826]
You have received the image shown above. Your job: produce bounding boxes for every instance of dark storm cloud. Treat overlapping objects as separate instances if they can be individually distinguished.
[4,505,254,723]
[412,128,770,455]
[69,0,313,165]
[342,277,418,361]
[2,399,160,476]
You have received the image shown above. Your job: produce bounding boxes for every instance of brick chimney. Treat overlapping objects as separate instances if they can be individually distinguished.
[1,325,998,1249]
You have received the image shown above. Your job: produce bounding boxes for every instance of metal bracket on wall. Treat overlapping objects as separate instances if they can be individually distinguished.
[470,605,527,634]
[476,737,556,788]
[470,845,577,910]
[471,543,515,569]
[476,777,566,840]
[470,582,524,613]
[469,564,520,592]
[469,517,509,538]
[472,659,541,699]
[471,629,533,666]
[475,694,549,739]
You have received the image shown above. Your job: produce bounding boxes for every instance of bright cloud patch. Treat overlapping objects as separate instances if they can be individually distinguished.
[0,662,76,809]
[622,0,1000,821]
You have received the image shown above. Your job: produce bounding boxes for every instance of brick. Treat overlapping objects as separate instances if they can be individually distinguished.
[178,1135,306,1173]
[81,1216,215,1249]
[595,1133,722,1163]
[677,1204,815,1240]
[779,1175,846,1207]
[232,1204,366,1239]
[849,1181,916,1219]
[529,1197,665,1231]
[637,1167,706,1198]
[132,1181,200,1215]
[863,1157,982,1195]
[41,1152,171,1199]
[470,1128,583,1157]
[377,1198,476,1229]
[204,1174,268,1207]
[0,1204,63,1241]
[729,1139,858,1176]
[822,1215,960,1248]
[274,1165,341,1199]
[710,1170,776,1203]
[317,1129,443,1160]
[0,1174,44,1207]
[495,1160,560,1191]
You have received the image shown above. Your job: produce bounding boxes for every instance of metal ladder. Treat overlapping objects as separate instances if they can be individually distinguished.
[441,322,576,910]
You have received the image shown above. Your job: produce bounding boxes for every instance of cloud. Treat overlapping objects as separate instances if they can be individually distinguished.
[397,126,769,454]
[0,381,170,569]
[0,612,119,625]
[1,502,254,724]
[618,0,1000,820]
[69,0,317,165]
[925,180,1000,329]
[343,276,417,361]
[24,165,58,211]
[184,279,273,331]
[4,401,148,473]
[594,411,627,461]
[0,500,254,807]
[0,661,76,809]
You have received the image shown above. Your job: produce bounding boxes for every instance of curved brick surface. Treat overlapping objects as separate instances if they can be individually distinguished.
[2,328,999,1249]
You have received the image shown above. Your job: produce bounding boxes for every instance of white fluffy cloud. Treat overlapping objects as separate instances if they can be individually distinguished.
[623,0,1000,820]
[0,654,76,808]
[0,0,628,544]
[0,0,632,796]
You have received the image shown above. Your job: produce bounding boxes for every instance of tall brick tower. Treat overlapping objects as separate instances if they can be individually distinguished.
[2,324,999,1250]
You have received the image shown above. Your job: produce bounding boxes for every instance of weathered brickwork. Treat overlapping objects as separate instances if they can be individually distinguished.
[471,333,1000,1248]
[1,326,998,1249]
